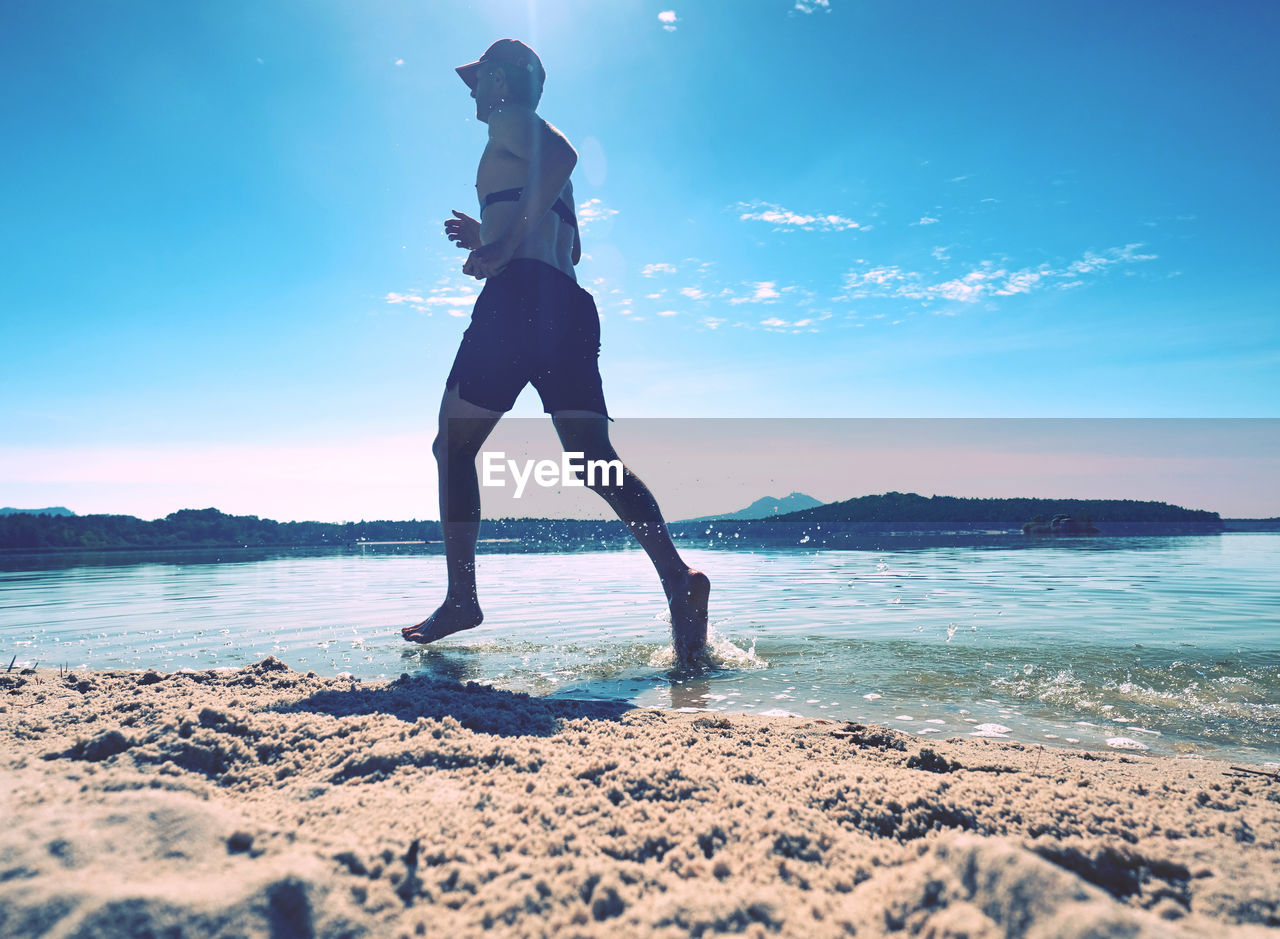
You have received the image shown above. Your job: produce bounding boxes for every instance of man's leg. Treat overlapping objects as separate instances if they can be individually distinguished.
[403,386,503,643]
[552,411,710,661]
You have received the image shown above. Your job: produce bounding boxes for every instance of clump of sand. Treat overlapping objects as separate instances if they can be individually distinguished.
[0,658,1276,937]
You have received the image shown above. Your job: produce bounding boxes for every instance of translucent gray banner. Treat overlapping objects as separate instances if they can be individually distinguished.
[448,418,1279,523]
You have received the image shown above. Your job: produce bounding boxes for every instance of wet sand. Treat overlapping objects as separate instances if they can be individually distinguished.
[1,657,1277,937]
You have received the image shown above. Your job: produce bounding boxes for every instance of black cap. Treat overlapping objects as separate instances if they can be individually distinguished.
[455,39,546,91]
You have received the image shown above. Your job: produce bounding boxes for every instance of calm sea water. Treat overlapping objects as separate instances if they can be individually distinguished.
[2,535,1277,763]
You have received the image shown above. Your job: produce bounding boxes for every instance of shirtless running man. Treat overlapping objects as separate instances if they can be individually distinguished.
[402,39,710,662]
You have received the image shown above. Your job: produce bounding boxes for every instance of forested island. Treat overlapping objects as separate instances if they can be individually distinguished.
[771,491,1221,527]
[0,493,1233,552]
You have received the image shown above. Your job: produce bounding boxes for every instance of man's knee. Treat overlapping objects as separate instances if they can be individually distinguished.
[433,433,482,464]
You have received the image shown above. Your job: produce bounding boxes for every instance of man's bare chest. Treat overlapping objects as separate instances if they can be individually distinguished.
[475,141,526,194]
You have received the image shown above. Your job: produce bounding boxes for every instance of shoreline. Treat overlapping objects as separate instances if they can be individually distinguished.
[2,659,1277,936]
[0,525,1244,556]
[9,658,1279,769]
[4,513,1260,558]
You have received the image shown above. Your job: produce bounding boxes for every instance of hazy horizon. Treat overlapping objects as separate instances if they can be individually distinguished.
[7,420,1275,523]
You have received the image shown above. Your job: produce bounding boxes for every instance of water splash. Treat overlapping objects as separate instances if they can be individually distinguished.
[647,622,767,671]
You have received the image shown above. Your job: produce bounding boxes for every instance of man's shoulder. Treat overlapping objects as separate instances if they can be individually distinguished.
[487,106,568,160]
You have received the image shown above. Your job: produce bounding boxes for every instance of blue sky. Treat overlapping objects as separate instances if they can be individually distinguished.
[2,1,1278,520]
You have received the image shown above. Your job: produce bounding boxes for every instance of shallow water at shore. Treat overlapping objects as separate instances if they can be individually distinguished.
[2,534,1277,762]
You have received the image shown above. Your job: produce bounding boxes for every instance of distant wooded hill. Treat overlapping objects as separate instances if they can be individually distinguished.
[0,507,75,517]
[773,491,1221,526]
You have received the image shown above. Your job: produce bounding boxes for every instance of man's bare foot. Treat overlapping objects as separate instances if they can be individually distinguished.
[666,569,710,663]
[401,599,483,644]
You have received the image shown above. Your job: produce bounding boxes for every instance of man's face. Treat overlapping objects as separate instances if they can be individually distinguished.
[471,65,502,123]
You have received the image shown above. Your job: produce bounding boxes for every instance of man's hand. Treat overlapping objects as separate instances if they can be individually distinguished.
[463,239,514,280]
[444,210,481,251]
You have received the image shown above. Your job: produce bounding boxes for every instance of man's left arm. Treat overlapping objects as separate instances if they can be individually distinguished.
[467,111,577,277]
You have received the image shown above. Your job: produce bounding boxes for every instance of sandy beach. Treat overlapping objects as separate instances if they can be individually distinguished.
[0,657,1276,938]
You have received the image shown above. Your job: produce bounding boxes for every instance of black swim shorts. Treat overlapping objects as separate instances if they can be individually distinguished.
[445,258,609,418]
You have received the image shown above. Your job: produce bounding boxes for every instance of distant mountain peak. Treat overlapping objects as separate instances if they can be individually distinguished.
[0,506,75,517]
[683,492,823,522]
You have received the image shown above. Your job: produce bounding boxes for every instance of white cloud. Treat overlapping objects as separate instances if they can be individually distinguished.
[933,268,1003,302]
[735,200,862,232]
[658,10,679,31]
[914,216,939,226]
[641,262,677,276]
[844,266,907,289]
[577,198,618,231]
[794,0,831,12]
[727,281,782,305]
[701,316,725,330]
[395,59,404,66]
[1068,253,1107,275]
[1068,243,1157,275]
[758,313,825,333]
[993,270,1043,296]
[385,288,477,317]
[841,243,1158,307]
[679,286,706,300]
[656,310,679,317]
